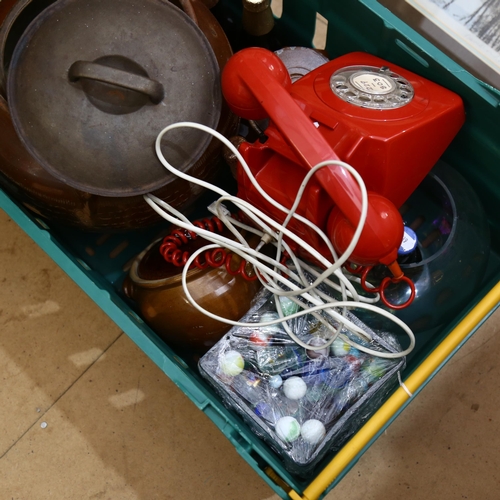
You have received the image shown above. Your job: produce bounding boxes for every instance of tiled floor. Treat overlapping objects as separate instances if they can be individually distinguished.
[2,207,500,500]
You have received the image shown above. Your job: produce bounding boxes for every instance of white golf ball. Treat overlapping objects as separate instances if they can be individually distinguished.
[301,419,326,445]
[220,350,244,376]
[331,337,351,357]
[275,416,301,442]
[283,376,307,400]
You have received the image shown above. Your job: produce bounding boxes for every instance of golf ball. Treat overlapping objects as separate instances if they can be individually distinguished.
[331,337,351,357]
[275,416,301,442]
[220,350,244,376]
[283,376,307,400]
[301,419,326,445]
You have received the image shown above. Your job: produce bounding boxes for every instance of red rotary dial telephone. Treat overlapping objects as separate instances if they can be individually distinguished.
[221,48,465,277]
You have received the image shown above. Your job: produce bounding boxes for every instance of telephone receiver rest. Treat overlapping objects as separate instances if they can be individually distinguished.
[221,48,404,270]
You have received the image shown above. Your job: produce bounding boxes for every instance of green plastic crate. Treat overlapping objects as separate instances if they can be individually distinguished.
[1,0,500,498]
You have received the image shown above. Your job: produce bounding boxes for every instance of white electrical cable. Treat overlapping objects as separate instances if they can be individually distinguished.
[146,174,376,344]
[153,122,350,271]
[150,122,375,303]
[179,244,415,358]
[144,121,415,359]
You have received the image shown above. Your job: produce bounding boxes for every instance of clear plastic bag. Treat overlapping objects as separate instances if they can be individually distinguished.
[199,289,405,476]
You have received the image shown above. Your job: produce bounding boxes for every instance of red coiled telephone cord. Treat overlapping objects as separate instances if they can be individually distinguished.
[159,215,259,281]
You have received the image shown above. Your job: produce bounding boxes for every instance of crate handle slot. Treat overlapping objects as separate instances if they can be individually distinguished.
[203,405,253,454]
[270,0,283,18]
[313,12,328,50]
[264,467,293,494]
[395,39,430,68]
[170,375,210,410]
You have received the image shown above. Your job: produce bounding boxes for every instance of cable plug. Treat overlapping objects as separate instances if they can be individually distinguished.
[255,231,277,254]
[260,232,276,245]
[207,201,231,218]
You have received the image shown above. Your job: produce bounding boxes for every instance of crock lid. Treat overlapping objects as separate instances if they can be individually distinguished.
[7,0,221,196]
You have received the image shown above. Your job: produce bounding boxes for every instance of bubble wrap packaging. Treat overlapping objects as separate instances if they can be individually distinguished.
[199,289,406,476]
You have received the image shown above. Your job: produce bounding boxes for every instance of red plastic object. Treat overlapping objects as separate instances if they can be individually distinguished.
[221,48,465,269]
[379,275,416,310]
[159,217,258,280]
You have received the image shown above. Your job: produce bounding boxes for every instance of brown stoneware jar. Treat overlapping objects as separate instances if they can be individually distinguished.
[123,236,261,357]
[0,0,236,230]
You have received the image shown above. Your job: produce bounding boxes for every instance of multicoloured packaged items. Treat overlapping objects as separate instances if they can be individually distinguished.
[199,289,405,476]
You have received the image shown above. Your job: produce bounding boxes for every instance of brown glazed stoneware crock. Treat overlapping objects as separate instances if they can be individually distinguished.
[0,0,236,231]
[123,236,261,357]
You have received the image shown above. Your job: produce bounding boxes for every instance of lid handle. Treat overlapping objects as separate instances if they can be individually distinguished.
[68,60,164,104]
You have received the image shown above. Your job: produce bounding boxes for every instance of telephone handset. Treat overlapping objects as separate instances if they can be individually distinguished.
[221,48,465,273]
